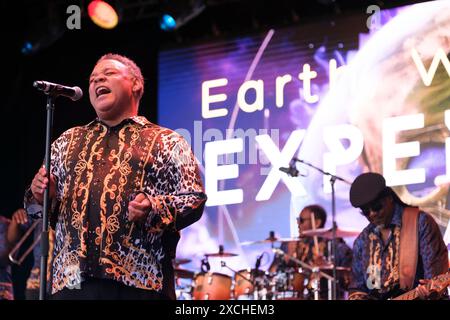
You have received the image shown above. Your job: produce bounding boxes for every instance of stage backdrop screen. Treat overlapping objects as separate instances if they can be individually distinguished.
[158,1,450,275]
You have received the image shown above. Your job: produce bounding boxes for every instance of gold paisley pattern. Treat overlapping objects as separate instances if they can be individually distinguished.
[383,228,400,288]
[26,117,206,294]
[350,206,448,299]
[367,228,401,293]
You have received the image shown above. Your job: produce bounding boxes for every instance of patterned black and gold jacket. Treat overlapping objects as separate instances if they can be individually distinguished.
[25,116,207,295]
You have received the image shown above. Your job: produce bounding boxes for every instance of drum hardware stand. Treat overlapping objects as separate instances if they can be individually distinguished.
[220,261,265,299]
[283,157,351,300]
[327,241,333,300]
[311,267,320,300]
[272,248,334,281]
[273,248,335,300]
[310,267,333,301]
[220,261,255,286]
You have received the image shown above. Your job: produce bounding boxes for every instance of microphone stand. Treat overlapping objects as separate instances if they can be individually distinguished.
[288,158,351,300]
[39,95,56,300]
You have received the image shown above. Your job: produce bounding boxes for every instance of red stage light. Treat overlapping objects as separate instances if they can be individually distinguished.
[88,0,118,29]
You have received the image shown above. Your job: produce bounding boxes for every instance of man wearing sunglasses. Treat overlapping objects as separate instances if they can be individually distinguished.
[348,172,448,300]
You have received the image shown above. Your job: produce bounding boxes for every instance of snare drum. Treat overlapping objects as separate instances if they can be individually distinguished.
[192,272,232,300]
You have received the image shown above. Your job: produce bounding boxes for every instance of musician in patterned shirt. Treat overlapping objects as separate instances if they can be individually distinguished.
[25,53,207,299]
[348,172,448,300]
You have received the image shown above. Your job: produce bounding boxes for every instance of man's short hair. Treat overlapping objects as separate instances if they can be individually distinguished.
[303,204,327,228]
[96,53,144,102]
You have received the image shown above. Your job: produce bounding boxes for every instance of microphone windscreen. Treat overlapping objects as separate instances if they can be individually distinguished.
[71,86,83,101]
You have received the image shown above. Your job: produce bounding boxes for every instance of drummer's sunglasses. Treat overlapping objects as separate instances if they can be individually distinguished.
[296,217,312,224]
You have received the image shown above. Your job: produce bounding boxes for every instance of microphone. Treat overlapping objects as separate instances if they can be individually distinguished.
[279,165,299,177]
[33,80,83,101]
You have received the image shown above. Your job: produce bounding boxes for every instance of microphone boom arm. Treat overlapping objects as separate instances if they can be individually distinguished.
[291,157,351,185]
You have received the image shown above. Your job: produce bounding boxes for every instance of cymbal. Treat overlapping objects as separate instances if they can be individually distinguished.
[241,237,301,246]
[174,268,195,279]
[300,227,360,239]
[204,252,238,257]
[173,258,191,265]
[240,237,277,246]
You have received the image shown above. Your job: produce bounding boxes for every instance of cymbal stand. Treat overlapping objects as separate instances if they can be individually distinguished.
[306,267,333,300]
[311,267,321,300]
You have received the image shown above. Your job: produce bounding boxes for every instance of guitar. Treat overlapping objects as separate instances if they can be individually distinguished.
[392,271,450,300]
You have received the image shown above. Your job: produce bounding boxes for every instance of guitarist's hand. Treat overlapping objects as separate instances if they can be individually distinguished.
[416,279,439,300]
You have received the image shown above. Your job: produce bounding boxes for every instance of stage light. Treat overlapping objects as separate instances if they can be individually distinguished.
[21,41,34,55]
[88,0,119,29]
[159,1,205,32]
[160,14,177,31]
[20,26,65,56]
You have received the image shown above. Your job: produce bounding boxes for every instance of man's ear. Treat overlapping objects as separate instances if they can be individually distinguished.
[132,78,142,95]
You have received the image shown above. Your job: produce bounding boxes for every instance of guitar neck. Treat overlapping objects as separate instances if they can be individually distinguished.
[392,271,450,300]
[392,286,423,300]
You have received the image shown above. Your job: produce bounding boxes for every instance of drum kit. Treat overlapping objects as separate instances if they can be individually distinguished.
[174,228,358,300]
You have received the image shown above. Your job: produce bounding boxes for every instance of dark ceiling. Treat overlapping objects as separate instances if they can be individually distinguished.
[2,0,430,54]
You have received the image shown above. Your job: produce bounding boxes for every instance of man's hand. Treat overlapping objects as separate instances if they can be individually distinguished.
[7,208,29,246]
[416,279,440,300]
[128,193,152,223]
[11,208,28,226]
[31,166,56,204]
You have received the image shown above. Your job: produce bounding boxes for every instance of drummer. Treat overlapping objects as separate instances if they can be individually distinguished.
[269,204,353,299]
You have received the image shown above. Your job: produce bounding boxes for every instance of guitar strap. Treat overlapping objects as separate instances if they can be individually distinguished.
[399,206,420,290]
